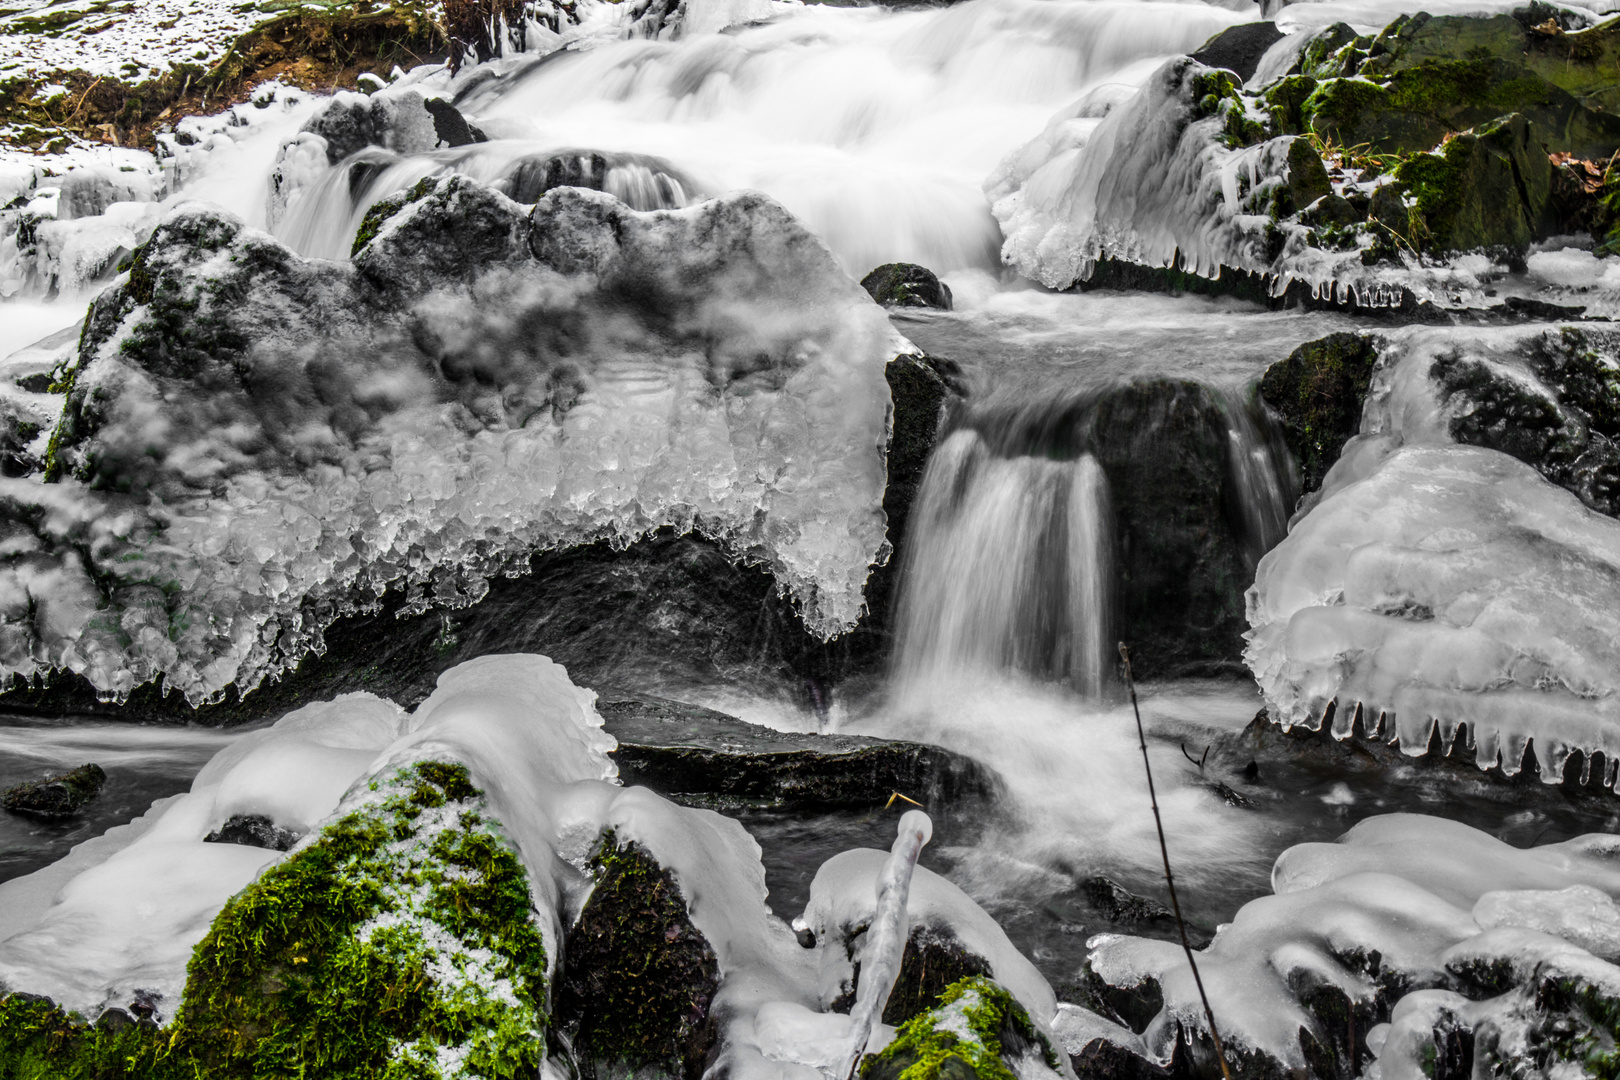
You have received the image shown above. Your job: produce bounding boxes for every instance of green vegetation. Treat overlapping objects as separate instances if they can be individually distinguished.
[0,760,549,1080]
[860,977,1061,1080]
[1259,332,1381,493]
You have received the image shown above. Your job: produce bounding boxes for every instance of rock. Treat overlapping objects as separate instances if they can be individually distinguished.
[1082,877,1172,924]
[1,763,106,818]
[860,263,954,311]
[1394,113,1558,256]
[1430,326,1620,517]
[555,833,721,1080]
[1190,21,1286,83]
[1259,331,1382,493]
[1285,137,1333,212]
[506,149,609,202]
[203,813,300,851]
[1365,182,1408,229]
[301,89,437,164]
[1302,193,1360,229]
[828,924,996,1025]
[860,977,1065,1080]
[422,96,487,148]
[500,149,698,209]
[599,692,994,810]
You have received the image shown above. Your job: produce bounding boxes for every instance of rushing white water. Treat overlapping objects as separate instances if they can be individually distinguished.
[893,430,1113,696]
[273,0,1248,276]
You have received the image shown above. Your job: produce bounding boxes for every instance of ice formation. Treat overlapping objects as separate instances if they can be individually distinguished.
[1246,325,1620,782]
[0,652,1066,1080]
[840,809,933,1079]
[3,177,900,703]
[1084,813,1620,1077]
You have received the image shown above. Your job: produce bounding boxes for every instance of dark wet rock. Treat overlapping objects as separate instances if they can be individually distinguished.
[1365,182,1408,230]
[829,925,998,1025]
[1082,380,1272,679]
[557,833,720,1080]
[1303,193,1360,230]
[422,96,487,148]
[94,1007,135,1033]
[506,149,609,201]
[1259,332,1382,493]
[2,763,106,818]
[1083,877,1172,924]
[1394,113,1559,256]
[1067,1034,1175,1080]
[1431,326,1620,517]
[301,89,437,164]
[0,400,44,478]
[1191,21,1286,83]
[501,149,697,210]
[204,813,300,851]
[861,263,954,311]
[1285,136,1333,211]
[600,692,993,810]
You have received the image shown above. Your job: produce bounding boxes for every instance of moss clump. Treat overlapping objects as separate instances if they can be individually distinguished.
[175,759,547,1079]
[860,977,1061,1080]
[1259,331,1381,493]
[555,831,719,1080]
[1191,69,1266,148]
[0,994,170,1080]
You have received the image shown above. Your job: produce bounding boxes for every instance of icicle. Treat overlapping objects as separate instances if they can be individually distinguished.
[840,810,933,1080]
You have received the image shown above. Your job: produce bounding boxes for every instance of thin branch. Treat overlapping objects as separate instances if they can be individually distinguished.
[1119,642,1234,1080]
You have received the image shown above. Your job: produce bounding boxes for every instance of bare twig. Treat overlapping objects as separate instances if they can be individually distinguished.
[1179,743,1210,771]
[1119,642,1234,1080]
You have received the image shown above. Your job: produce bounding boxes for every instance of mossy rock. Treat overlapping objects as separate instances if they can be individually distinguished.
[859,977,1062,1080]
[1,763,106,818]
[0,761,548,1080]
[178,759,549,1079]
[555,832,719,1080]
[1395,112,1559,254]
[1258,331,1381,493]
[861,263,953,311]
[1286,137,1333,212]
[830,925,996,1027]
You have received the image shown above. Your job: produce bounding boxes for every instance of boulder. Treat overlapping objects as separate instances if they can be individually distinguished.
[1258,332,1382,493]
[202,813,300,851]
[860,263,954,311]
[1,763,106,818]
[555,833,720,1080]
[1190,22,1286,83]
[1394,113,1558,256]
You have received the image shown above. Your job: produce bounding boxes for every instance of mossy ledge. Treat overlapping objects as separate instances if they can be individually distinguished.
[859,977,1062,1080]
[0,760,549,1080]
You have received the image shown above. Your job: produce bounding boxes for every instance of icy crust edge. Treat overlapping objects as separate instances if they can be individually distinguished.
[1084,814,1620,1080]
[1243,326,1620,785]
[7,174,898,705]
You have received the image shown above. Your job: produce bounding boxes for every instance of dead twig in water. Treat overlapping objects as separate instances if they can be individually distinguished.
[1180,742,1210,771]
[1120,642,1234,1080]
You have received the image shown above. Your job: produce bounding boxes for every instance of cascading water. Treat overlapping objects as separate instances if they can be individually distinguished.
[892,429,1113,697]
[269,0,1249,275]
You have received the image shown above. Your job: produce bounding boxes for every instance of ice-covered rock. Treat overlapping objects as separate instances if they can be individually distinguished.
[990,9,1620,307]
[12,176,900,705]
[1085,813,1620,1080]
[1247,325,1620,780]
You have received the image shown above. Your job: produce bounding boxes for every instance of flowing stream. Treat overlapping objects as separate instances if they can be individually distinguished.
[6,0,1619,1026]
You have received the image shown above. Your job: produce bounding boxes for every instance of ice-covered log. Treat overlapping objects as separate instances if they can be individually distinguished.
[15,175,900,704]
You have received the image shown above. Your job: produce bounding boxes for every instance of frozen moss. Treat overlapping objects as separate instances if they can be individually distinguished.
[860,977,1061,1080]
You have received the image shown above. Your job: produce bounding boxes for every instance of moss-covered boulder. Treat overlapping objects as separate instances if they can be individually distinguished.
[178,760,549,1079]
[1394,113,1558,255]
[860,264,953,311]
[555,832,720,1080]
[1259,332,1381,494]
[860,977,1064,1080]
[1,763,106,818]
[0,760,548,1080]
[1431,326,1620,516]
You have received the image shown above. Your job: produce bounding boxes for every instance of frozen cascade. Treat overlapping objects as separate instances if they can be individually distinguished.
[270,0,1248,277]
[893,430,1113,696]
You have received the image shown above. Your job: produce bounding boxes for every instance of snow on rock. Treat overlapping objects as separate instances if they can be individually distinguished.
[801,847,1057,1027]
[10,176,898,704]
[1087,813,1620,1079]
[1246,324,1620,782]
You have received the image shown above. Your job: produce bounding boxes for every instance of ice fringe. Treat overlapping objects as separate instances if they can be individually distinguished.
[1,178,903,705]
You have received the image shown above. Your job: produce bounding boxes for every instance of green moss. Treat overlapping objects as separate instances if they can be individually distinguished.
[860,977,1060,1080]
[350,176,437,258]
[177,759,547,1079]
[1190,69,1265,148]
[555,830,719,1080]
[1259,331,1381,492]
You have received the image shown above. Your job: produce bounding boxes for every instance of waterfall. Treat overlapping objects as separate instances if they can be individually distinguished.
[892,429,1113,696]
